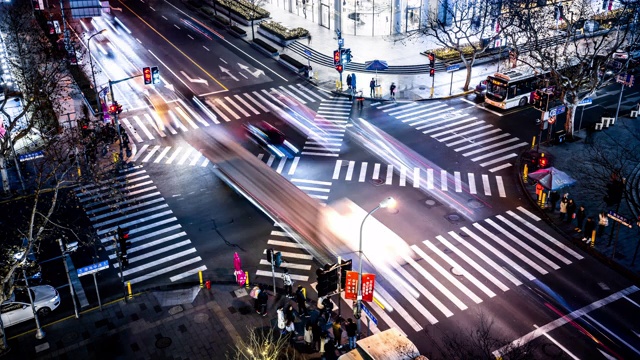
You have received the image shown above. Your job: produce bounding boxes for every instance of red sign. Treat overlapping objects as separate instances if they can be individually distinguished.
[344,271,359,300]
[361,273,376,302]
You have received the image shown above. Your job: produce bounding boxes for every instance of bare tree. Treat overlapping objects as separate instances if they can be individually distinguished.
[505,0,640,138]
[417,0,512,90]
[227,327,303,360]
[0,2,76,193]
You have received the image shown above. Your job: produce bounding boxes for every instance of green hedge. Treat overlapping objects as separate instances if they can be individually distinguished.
[259,21,309,40]
[213,14,230,26]
[279,54,304,69]
[230,25,246,35]
[253,38,277,54]
[201,6,216,17]
[214,0,269,21]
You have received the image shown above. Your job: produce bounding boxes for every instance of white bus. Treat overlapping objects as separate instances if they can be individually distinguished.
[484,70,548,110]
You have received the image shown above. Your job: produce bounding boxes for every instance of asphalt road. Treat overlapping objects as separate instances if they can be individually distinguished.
[17,2,640,358]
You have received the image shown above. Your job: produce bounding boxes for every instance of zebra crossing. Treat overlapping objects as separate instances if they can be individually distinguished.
[129,144,212,167]
[255,228,315,283]
[73,166,206,286]
[371,101,528,173]
[300,98,352,157]
[332,159,507,197]
[120,84,331,142]
[342,205,583,333]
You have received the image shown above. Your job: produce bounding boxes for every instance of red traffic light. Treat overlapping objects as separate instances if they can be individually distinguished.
[429,68,435,77]
[333,50,341,66]
[143,66,152,85]
[427,53,435,62]
[539,153,549,168]
[336,64,343,73]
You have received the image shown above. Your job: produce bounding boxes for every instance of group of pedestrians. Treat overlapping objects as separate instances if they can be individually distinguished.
[549,192,609,243]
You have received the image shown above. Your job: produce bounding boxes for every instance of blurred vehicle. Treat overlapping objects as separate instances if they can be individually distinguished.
[474,80,487,100]
[1,285,60,327]
[243,121,299,158]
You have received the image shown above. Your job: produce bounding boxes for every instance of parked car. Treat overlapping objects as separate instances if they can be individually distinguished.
[1,285,60,327]
[243,121,299,158]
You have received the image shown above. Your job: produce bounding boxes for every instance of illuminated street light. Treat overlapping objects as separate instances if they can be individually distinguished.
[356,196,395,333]
[88,29,107,114]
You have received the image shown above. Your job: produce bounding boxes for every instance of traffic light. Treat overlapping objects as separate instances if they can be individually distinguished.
[538,153,549,169]
[344,49,352,63]
[151,66,160,84]
[116,226,131,267]
[317,268,330,297]
[428,53,435,68]
[333,50,341,66]
[429,68,435,77]
[143,66,152,85]
[316,264,338,297]
[336,64,343,73]
[604,179,624,206]
[340,259,352,289]
[266,248,274,263]
[108,102,123,115]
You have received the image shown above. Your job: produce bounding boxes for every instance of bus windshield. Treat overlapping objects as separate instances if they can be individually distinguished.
[486,78,508,102]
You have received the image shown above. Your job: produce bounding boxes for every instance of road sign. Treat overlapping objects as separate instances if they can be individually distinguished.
[446,64,460,72]
[77,260,110,277]
[360,303,378,326]
[607,211,633,228]
[338,38,344,48]
[19,150,44,162]
[577,97,592,106]
[616,74,634,87]
[548,105,566,117]
[303,49,312,57]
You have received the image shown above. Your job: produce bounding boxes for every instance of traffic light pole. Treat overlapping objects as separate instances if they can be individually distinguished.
[357,205,382,334]
[108,75,141,164]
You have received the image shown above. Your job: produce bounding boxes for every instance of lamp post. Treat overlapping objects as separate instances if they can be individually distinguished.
[22,268,45,339]
[88,29,107,114]
[356,196,395,334]
[58,239,80,318]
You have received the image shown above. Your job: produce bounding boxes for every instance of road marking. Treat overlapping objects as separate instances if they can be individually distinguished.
[358,162,368,182]
[287,84,315,102]
[482,174,491,196]
[385,261,439,324]
[143,113,167,137]
[488,218,560,270]
[115,240,192,266]
[267,240,304,248]
[446,126,498,146]
[259,259,311,270]
[291,179,331,186]
[287,156,300,175]
[489,163,512,173]
[332,160,342,179]
[131,144,149,162]
[276,157,287,173]
[498,215,571,265]
[399,167,406,187]
[296,186,330,193]
[472,143,527,161]
[234,94,259,115]
[467,173,476,194]
[413,167,420,188]
[175,107,199,129]
[440,169,447,191]
[97,210,174,235]
[262,249,312,260]
[426,168,433,189]
[266,155,275,167]
[296,84,327,101]
[177,147,193,165]
[127,257,203,285]
[170,265,208,282]
[225,96,251,117]
[278,85,306,104]
[92,199,165,224]
[462,137,522,157]
[493,286,640,358]
[373,282,423,332]
[214,98,240,119]
[154,146,172,163]
[189,152,202,166]
[142,145,160,163]
[122,249,197,276]
[372,163,380,179]
[255,270,308,282]
[536,325,580,360]
[168,111,188,132]
[248,91,272,112]
[397,252,455,317]
[477,222,551,273]
[345,161,355,181]
[496,176,506,197]
[454,171,461,192]
[205,99,232,122]
[508,211,582,259]
[166,147,182,164]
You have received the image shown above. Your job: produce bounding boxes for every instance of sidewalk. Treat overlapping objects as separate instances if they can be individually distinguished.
[517,117,640,278]
[7,283,344,359]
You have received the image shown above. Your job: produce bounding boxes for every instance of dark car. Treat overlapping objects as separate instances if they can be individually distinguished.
[244,121,298,158]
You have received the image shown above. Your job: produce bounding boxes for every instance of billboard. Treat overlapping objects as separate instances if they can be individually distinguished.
[70,0,102,19]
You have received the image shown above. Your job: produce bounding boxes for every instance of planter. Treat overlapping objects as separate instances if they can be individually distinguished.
[278,54,306,74]
[213,0,269,22]
[229,25,247,38]
[211,14,230,29]
[252,38,278,57]
[258,21,309,41]
[257,28,301,46]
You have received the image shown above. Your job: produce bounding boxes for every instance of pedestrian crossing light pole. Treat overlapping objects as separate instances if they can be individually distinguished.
[356,197,395,334]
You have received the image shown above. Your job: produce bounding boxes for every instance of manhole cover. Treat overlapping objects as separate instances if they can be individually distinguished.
[371,179,385,186]
[155,337,172,349]
[425,199,436,206]
[62,332,79,343]
[419,85,426,90]
[446,214,461,222]
[467,199,484,209]
[233,288,248,298]
[193,313,209,324]
[451,267,463,276]
[168,306,184,315]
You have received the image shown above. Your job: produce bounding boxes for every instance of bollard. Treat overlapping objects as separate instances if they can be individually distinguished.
[206,280,211,290]
[540,192,547,209]
[523,164,528,183]
[531,136,536,150]
[245,271,250,288]
[302,287,306,298]
[590,230,596,248]
[199,271,204,288]
[127,281,133,299]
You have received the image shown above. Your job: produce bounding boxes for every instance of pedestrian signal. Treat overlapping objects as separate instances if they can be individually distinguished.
[428,53,435,68]
[333,50,341,66]
[538,153,549,168]
[151,66,160,84]
[336,64,344,73]
[429,68,435,77]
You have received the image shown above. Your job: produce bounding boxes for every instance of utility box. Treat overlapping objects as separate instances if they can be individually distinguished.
[554,130,567,144]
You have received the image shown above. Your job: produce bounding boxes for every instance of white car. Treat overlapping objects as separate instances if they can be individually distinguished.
[1,285,60,327]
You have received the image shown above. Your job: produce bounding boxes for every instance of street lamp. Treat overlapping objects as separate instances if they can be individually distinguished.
[356,196,395,333]
[88,29,107,114]
[21,268,45,339]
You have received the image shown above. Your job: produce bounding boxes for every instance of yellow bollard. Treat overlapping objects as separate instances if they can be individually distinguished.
[590,230,596,248]
[245,271,249,288]
[336,80,342,91]
[540,192,547,209]
[531,136,536,150]
[113,152,120,163]
[127,281,133,299]
[430,86,434,98]
[523,164,528,183]
[302,287,306,298]
[199,270,203,288]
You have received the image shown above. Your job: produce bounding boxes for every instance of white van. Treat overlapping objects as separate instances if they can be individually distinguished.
[338,328,425,360]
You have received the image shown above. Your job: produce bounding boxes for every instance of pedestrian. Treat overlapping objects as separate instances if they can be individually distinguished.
[324,338,338,360]
[332,317,342,348]
[257,285,268,316]
[575,205,586,232]
[285,303,295,323]
[312,319,322,351]
[307,34,312,45]
[296,285,309,317]
[319,332,328,358]
[549,191,560,212]
[285,319,296,344]
[321,296,334,322]
[253,285,262,314]
[389,82,396,99]
[345,318,357,350]
[369,78,376,97]
[566,199,576,224]
[559,193,569,221]
[277,305,286,333]
[598,211,609,236]
[346,74,352,90]
[282,268,293,298]
[304,324,313,349]
[583,216,596,243]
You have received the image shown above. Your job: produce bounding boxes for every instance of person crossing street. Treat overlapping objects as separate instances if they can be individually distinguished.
[282,268,293,298]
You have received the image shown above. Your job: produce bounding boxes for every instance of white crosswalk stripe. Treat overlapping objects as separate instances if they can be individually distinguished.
[371,101,528,172]
[332,160,506,197]
[255,229,315,282]
[300,97,351,157]
[334,204,584,335]
[73,167,206,286]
